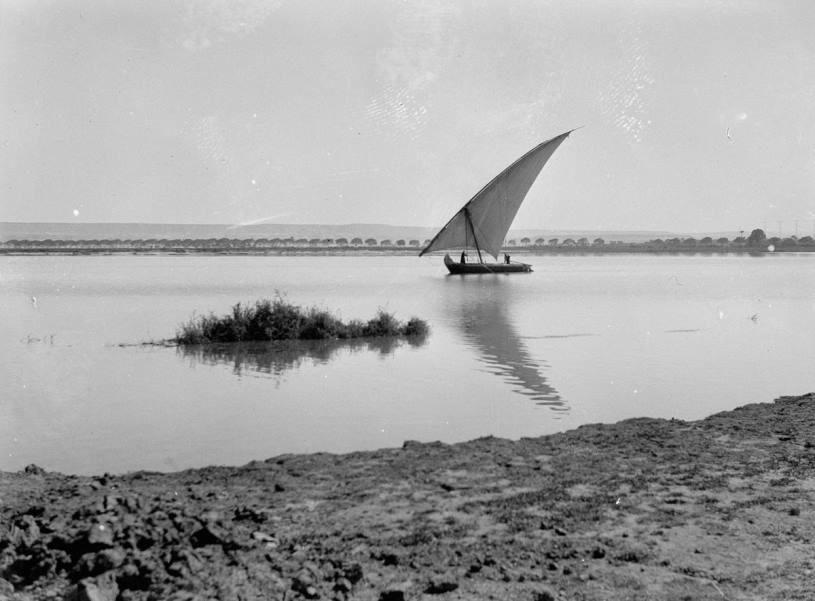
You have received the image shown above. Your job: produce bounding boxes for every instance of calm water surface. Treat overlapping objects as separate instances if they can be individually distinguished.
[1,254,813,474]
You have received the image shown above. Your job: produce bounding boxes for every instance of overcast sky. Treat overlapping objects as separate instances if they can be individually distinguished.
[2,0,814,233]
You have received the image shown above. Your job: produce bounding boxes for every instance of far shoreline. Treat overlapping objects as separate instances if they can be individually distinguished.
[2,246,814,257]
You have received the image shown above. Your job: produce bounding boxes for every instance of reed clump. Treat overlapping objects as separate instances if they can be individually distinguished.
[175,298,429,344]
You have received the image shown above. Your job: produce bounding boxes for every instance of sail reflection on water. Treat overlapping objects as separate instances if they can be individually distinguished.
[444,277,566,411]
[177,336,428,379]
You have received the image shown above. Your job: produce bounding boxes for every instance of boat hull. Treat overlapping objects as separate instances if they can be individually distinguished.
[443,253,532,274]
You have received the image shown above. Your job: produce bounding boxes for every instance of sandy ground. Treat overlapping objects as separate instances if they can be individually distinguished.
[2,393,815,601]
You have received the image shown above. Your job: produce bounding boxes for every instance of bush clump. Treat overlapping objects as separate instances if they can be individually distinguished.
[175,297,428,345]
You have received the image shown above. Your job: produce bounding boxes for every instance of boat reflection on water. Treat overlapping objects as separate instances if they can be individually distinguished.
[444,277,566,411]
[178,335,428,379]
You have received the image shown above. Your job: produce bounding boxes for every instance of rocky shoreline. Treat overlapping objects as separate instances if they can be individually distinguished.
[3,393,815,600]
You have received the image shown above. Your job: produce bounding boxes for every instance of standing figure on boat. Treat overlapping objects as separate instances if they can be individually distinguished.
[460,251,467,264]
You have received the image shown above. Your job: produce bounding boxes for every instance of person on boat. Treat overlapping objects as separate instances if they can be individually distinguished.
[504,253,510,264]
[460,251,466,264]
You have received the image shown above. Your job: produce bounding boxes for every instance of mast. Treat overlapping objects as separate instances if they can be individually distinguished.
[464,207,484,263]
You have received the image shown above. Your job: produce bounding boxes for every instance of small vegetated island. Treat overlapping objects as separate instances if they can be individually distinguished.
[174,297,428,345]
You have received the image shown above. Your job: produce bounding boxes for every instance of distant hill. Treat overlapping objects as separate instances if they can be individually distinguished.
[0,222,741,244]
[0,222,438,242]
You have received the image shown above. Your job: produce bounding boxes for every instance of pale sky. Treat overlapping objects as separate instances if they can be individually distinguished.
[2,0,814,233]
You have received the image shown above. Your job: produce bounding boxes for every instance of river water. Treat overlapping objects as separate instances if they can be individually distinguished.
[1,253,813,475]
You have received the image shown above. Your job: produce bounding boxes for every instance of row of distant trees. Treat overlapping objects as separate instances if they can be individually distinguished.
[2,228,813,252]
[0,237,431,250]
[507,229,814,249]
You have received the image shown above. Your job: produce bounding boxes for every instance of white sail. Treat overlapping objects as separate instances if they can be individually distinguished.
[419,130,574,259]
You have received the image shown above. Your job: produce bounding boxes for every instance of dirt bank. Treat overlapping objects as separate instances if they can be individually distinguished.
[3,393,815,601]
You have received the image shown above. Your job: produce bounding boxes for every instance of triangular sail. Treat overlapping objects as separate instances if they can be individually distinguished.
[419,130,574,259]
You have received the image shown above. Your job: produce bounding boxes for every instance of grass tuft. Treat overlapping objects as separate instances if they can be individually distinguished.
[175,297,428,344]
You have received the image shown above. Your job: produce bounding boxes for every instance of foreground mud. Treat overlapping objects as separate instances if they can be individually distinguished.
[3,393,815,601]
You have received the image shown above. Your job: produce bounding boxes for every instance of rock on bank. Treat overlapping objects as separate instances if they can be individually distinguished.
[2,393,815,601]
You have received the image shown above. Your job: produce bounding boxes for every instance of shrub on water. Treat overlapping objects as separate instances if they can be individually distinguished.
[176,313,220,344]
[227,303,250,341]
[245,299,275,340]
[300,307,345,340]
[203,318,227,342]
[402,317,429,337]
[263,298,302,340]
[204,313,236,342]
[343,319,365,339]
[363,310,401,337]
[176,315,204,345]
[174,298,429,344]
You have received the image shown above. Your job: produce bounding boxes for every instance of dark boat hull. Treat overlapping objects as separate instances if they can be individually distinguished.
[444,253,532,274]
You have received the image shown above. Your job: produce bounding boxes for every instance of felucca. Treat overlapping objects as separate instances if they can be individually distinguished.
[419,130,576,274]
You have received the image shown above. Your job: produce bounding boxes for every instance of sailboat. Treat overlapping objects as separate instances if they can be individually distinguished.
[419,129,576,274]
